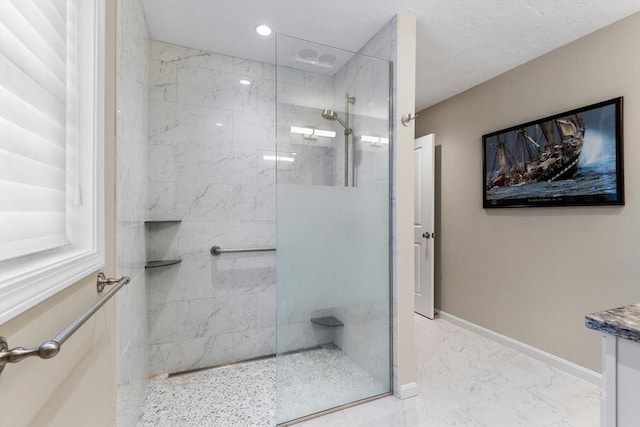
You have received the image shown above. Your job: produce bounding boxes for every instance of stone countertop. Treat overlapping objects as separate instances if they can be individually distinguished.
[585,303,640,342]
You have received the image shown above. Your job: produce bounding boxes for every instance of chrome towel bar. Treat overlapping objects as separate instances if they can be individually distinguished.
[210,245,276,256]
[0,273,130,374]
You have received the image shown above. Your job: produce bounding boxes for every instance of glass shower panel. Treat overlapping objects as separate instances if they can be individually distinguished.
[275,34,391,424]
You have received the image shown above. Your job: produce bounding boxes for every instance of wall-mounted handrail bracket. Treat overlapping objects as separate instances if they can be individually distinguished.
[401,113,417,127]
[97,272,124,292]
[0,338,7,374]
[0,273,130,375]
[210,245,276,256]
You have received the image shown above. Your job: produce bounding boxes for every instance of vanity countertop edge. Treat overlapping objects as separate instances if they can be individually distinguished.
[585,303,640,342]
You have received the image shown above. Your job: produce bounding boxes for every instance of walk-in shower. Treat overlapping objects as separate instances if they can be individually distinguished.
[116,1,392,423]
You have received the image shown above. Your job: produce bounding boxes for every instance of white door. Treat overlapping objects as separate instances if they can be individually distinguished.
[414,134,435,319]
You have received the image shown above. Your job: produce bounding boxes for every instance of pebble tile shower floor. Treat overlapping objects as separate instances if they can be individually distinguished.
[137,345,385,426]
[138,316,601,426]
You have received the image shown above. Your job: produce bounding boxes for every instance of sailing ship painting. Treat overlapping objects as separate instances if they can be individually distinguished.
[483,97,624,208]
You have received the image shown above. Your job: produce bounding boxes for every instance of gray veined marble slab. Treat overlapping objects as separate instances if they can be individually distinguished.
[585,303,640,342]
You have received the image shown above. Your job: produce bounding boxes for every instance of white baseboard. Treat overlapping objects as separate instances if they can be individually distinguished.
[437,311,602,387]
[397,382,418,399]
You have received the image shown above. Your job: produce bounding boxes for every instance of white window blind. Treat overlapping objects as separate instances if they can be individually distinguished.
[0,0,104,324]
[0,0,71,261]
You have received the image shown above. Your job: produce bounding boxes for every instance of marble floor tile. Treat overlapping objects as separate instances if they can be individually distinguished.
[137,315,601,426]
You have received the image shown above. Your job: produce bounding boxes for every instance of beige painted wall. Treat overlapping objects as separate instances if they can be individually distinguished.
[416,12,640,372]
[0,2,118,426]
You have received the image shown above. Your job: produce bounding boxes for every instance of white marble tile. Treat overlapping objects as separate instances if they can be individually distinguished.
[116,0,149,424]
[176,221,263,260]
[150,40,234,72]
[117,222,146,279]
[233,327,276,361]
[175,144,258,186]
[178,64,258,111]
[148,333,234,375]
[147,181,178,220]
[177,183,249,222]
[148,142,176,182]
[464,386,566,427]
[257,78,277,115]
[147,301,181,345]
[258,291,276,328]
[117,270,147,350]
[149,100,233,144]
[148,58,177,102]
[256,221,276,246]
[233,262,275,295]
[554,402,600,427]
[263,63,276,80]
[117,139,148,222]
[232,111,276,150]
[234,57,264,77]
[146,259,235,307]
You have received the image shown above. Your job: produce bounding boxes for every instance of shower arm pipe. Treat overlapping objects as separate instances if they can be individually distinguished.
[210,245,276,256]
[0,273,130,374]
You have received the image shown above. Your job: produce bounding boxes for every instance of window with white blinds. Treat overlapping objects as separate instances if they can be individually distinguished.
[0,0,105,324]
[0,0,70,261]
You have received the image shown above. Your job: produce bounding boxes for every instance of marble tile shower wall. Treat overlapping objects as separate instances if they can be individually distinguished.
[116,0,150,425]
[146,41,338,374]
[324,22,395,387]
[356,16,399,394]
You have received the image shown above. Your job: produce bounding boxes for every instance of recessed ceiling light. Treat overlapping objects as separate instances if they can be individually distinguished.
[215,123,224,127]
[256,25,272,36]
[240,79,251,85]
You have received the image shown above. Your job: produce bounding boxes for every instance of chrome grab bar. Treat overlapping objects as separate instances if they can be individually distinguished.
[0,273,130,374]
[210,245,276,256]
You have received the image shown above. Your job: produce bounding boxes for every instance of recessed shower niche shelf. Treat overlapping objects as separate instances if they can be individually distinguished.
[310,316,344,327]
[144,220,182,270]
[144,220,182,225]
[145,260,182,269]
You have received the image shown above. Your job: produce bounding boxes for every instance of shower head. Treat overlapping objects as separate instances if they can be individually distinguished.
[321,109,337,120]
[321,109,352,135]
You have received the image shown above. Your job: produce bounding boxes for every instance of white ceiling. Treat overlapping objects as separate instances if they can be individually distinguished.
[140,0,640,111]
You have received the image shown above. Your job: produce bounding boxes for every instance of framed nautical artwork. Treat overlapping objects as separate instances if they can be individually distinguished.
[482,97,624,208]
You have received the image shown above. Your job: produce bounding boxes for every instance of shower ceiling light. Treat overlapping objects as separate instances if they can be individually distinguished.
[263,155,295,162]
[312,129,336,138]
[360,135,379,144]
[290,126,313,136]
[256,24,272,36]
[289,126,335,138]
[361,135,390,145]
[240,79,251,85]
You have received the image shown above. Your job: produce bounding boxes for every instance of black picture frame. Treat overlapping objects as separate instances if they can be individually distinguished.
[482,97,624,208]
